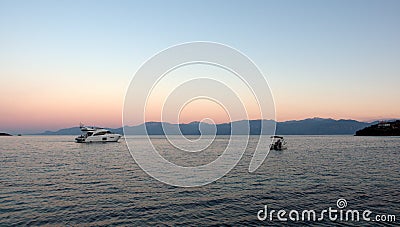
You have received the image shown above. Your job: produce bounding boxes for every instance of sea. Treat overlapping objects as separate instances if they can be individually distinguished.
[1,135,399,226]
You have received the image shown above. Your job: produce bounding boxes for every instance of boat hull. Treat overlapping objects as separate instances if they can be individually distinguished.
[75,134,121,143]
[270,146,288,151]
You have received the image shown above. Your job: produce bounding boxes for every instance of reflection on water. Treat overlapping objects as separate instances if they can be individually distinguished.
[0,136,399,226]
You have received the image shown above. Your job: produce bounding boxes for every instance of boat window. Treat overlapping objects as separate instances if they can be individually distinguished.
[93,131,107,136]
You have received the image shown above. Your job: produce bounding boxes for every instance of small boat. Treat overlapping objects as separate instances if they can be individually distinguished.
[270,136,287,150]
[75,124,122,143]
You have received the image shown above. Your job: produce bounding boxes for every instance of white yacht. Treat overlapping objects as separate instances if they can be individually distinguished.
[75,124,122,143]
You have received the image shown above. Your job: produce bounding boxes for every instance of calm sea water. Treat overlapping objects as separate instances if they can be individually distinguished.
[1,135,399,226]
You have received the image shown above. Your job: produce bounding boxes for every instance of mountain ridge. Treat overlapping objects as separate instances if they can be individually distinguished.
[35,118,377,135]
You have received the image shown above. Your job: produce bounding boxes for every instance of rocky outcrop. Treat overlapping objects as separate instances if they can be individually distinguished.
[0,132,12,136]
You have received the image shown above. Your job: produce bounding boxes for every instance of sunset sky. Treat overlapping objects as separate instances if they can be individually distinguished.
[1,0,399,134]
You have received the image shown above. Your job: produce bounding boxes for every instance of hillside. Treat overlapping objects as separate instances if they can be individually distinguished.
[355,120,400,136]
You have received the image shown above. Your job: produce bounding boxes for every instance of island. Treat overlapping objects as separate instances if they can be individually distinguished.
[355,120,400,136]
[0,132,12,136]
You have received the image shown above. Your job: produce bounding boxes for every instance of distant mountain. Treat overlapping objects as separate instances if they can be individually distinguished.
[123,120,276,135]
[38,127,117,135]
[37,118,375,135]
[276,118,375,135]
[38,127,81,135]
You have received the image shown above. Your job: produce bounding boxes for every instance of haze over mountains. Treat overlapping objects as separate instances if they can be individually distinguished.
[36,118,377,135]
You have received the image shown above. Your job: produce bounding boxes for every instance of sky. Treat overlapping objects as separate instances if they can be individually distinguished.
[0,0,399,134]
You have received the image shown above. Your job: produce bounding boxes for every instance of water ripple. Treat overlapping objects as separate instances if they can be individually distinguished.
[0,135,399,226]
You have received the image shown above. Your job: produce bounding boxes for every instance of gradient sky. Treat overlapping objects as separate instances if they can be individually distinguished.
[1,0,399,133]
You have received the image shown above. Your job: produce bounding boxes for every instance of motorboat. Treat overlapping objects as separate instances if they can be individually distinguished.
[270,136,287,150]
[75,124,122,143]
